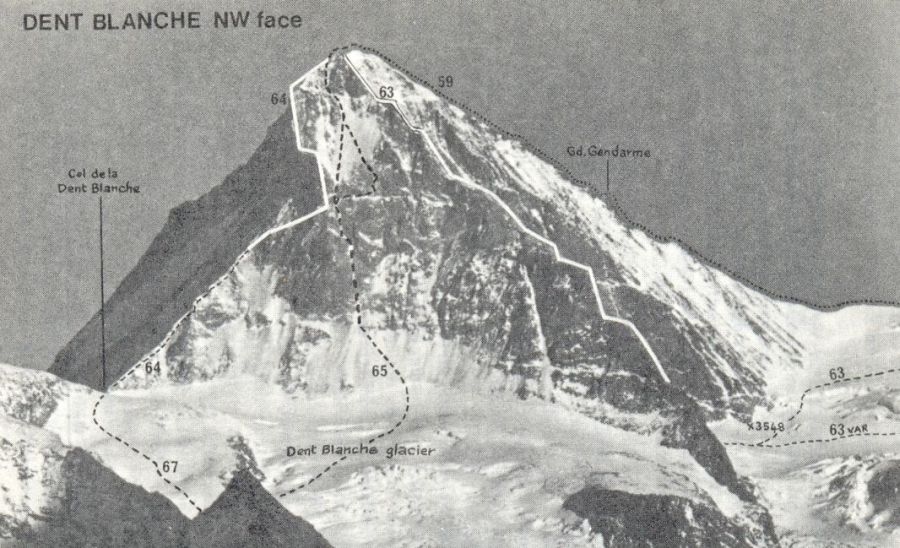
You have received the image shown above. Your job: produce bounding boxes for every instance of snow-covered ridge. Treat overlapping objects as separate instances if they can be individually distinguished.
[3,48,897,546]
[101,47,894,412]
[0,363,91,426]
[89,47,899,425]
[339,49,900,393]
[293,50,793,398]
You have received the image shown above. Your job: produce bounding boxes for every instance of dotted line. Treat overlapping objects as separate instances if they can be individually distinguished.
[725,431,899,449]
[86,42,897,504]
[325,47,379,204]
[343,123,380,184]
[724,366,899,447]
[602,193,900,311]
[89,48,405,507]
[331,154,411,445]
[323,45,344,93]
[323,41,900,451]
[277,454,352,496]
[328,43,900,312]
[92,391,203,514]
[335,122,378,202]
[89,217,269,514]
[727,424,781,448]
[755,431,779,447]
[278,56,409,498]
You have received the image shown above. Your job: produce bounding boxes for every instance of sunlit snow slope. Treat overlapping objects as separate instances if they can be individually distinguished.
[14,47,899,546]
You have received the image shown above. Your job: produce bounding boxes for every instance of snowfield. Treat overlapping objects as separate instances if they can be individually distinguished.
[37,371,752,545]
[2,46,899,546]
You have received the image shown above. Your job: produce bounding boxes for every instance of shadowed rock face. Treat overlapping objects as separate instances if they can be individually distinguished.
[14,450,331,548]
[187,470,331,548]
[48,109,323,391]
[42,49,796,545]
[868,461,900,527]
[563,486,775,547]
[53,50,802,416]
[14,448,189,547]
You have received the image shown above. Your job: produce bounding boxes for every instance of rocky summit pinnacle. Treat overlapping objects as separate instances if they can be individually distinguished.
[24,46,891,545]
[36,48,799,544]
[186,470,332,548]
[10,447,332,547]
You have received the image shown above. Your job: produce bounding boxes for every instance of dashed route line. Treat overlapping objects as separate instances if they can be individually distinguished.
[337,48,672,384]
[90,197,332,513]
[727,431,899,449]
[279,62,410,497]
[316,42,900,449]
[724,366,900,448]
[92,388,204,513]
[89,43,895,508]
[91,49,411,509]
[90,206,330,513]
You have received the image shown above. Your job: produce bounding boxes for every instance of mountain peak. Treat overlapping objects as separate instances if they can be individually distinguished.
[215,468,275,508]
[187,469,332,547]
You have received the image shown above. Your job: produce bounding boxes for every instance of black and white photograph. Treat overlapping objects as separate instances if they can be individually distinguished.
[1,2,898,546]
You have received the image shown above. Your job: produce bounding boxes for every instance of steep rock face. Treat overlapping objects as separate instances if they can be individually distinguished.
[868,462,900,528]
[39,48,813,543]
[563,486,776,547]
[104,50,808,428]
[49,110,323,390]
[99,52,775,503]
[75,52,795,527]
[51,48,810,418]
[336,50,808,416]
[111,51,796,414]
[187,470,331,548]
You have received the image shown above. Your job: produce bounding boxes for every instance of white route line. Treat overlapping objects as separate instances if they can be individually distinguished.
[91,63,335,511]
[91,104,332,509]
[110,206,329,379]
[340,53,671,384]
[95,50,673,507]
[109,62,332,380]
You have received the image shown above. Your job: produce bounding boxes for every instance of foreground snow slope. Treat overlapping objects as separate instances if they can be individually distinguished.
[42,372,769,545]
[9,47,897,546]
[0,359,774,545]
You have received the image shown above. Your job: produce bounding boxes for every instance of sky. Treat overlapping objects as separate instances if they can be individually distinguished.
[1,0,898,369]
